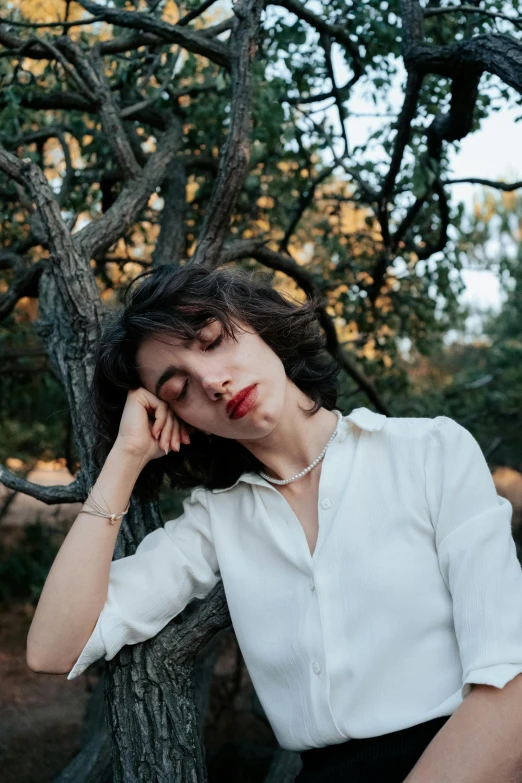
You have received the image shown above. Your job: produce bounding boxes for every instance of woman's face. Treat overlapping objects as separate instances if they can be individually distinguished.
[135,318,289,440]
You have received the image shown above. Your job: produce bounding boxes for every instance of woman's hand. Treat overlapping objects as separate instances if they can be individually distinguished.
[114,387,196,463]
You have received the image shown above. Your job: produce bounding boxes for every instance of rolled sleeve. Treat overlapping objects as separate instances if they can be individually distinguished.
[425,415,522,700]
[68,487,220,680]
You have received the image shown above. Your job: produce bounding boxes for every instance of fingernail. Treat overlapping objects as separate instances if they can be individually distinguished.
[165,445,169,456]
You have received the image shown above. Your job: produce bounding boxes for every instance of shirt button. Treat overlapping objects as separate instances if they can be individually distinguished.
[309,579,316,592]
[312,660,322,675]
[320,498,332,509]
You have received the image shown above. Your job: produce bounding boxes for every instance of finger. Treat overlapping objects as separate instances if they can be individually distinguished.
[160,410,175,454]
[151,401,169,441]
[179,421,191,445]
[170,415,182,452]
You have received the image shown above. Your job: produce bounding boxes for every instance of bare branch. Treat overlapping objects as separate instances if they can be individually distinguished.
[0,148,103,325]
[443,177,522,191]
[279,165,334,253]
[202,18,234,38]
[178,0,219,27]
[406,34,522,96]
[74,116,183,259]
[425,69,481,162]
[392,189,431,250]
[273,0,362,87]
[152,159,187,267]
[320,33,349,157]
[0,465,84,504]
[380,71,422,211]
[192,0,264,266]
[423,5,522,33]
[0,16,97,30]
[55,38,142,180]
[76,0,229,68]
[0,258,47,322]
[414,179,449,260]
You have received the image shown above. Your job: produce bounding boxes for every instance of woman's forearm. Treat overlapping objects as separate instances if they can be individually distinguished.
[403,676,522,783]
[26,441,147,674]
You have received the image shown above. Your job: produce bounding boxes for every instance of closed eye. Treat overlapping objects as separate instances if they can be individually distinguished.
[206,333,223,351]
[176,333,223,401]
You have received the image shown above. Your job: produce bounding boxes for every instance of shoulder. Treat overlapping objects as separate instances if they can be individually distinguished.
[349,406,438,444]
[353,409,477,465]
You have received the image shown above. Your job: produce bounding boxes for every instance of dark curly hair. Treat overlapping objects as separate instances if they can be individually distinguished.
[86,264,341,500]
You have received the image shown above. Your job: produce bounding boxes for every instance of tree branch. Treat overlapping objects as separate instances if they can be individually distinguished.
[279,165,334,253]
[0,465,84,504]
[423,5,522,34]
[151,158,187,267]
[406,34,522,96]
[0,258,47,322]
[74,116,183,259]
[443,177,522,191]
[273,0,362,87]
[55,37,142,181]
[76,0,229,68]
[192,0,264,266]
[0,148,103,325]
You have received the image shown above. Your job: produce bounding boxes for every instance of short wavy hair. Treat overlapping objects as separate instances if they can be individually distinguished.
[86,264,341,500]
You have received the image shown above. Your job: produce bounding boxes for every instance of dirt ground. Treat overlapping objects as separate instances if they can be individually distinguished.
[0,602,94,783]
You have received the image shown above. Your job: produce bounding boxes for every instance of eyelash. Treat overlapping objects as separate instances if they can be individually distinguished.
[176,333,223,401]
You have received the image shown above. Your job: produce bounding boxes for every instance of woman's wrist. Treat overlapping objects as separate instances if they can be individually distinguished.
[111,437,151,472]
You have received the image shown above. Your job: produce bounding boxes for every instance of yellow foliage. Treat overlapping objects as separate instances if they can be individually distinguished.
[186,180,199,203]
[361,338,377,360]
[382,354,393,368]
[374,295,392,314]
[19,0,84,23]
[101,288,116,303]
[338,320,359,343]
[255,218,270,232]
[502,190,516,212]
[257,196,274,209]
[272,272,307,303]
[22,57,47,77]
[162,0,180,24]
[6,457,25,470]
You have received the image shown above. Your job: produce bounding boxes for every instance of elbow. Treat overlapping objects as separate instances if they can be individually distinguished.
[26,646,72,675]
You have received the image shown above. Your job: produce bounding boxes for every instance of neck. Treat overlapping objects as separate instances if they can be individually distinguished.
[238,386,340,484]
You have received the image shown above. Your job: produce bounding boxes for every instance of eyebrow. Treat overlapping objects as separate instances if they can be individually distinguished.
[155,365,182,399]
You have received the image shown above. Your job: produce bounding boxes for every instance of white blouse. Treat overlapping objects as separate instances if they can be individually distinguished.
[68,408,522,752]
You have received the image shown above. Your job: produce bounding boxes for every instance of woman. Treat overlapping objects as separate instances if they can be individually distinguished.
[27,264,522,782]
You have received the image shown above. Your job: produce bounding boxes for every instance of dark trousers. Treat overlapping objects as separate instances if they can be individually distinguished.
[295,715,452,782]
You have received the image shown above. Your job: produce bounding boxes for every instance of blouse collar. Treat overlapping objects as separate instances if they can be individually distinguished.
[211,407,386,494]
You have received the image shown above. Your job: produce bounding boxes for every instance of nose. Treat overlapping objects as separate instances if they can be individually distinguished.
[202,371,232,400]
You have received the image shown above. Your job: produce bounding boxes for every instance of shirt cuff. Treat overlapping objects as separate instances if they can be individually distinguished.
[462,663,522,700]
[67,616,105,680]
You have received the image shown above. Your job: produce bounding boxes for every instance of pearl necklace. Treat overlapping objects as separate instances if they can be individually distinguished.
[259,410,343,485]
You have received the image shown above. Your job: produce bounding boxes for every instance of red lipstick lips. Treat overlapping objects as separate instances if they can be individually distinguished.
[227,384,257,420]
